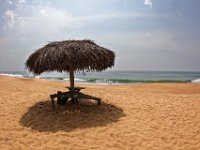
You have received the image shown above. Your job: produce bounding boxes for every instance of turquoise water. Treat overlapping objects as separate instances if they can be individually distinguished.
[0,70,200,84]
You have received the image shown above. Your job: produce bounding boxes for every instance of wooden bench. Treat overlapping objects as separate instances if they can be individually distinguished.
[50,87,101,110]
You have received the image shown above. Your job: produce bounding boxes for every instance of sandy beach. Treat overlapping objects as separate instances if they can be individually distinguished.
[0,75,200,150]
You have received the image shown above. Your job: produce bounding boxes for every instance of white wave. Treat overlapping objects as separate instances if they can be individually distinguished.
[34,76,41,79]
[192,78,200,83]
[63,78,86,82]
[95,80,120,85]
[0,73,23,78]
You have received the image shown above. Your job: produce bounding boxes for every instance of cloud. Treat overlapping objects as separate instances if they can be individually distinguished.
[96,31,187,52]
[3,9,26,31]
[73,12,142,22]
[7,0,13,5]
[3,10,16,30]
[2,2,145,33]
[18,0,26,4]
[144,0,152,8]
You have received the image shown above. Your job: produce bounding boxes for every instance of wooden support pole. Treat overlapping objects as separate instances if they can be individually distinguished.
[69,65,74,88]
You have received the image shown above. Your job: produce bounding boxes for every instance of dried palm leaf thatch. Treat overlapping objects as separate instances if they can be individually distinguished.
[25,40,115,75]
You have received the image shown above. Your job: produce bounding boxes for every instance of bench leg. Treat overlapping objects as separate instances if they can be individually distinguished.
[50,96,55,111]
[50,94,58,111]
[97,99,101,105]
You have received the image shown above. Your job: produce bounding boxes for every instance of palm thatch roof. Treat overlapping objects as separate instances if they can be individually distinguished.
[25,40,115,75]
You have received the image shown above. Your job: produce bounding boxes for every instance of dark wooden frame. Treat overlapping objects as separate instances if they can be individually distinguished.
[50,87,101,110]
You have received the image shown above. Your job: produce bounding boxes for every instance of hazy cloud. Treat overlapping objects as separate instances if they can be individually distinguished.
[144,0,152,8]
[7,0,13,5]
[18,0,26,4]
[97,31,183,51]
[3,10,16,30]
[2,2,145,35]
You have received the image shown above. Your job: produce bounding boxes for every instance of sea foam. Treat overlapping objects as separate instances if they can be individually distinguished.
[192,78,200,83]
[0,73,23,78]
[63,78,86,82]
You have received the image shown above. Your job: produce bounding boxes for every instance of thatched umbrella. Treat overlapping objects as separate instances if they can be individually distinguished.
[26,40,115,88]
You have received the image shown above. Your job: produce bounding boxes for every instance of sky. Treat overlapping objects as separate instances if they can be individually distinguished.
[0,0,200,72]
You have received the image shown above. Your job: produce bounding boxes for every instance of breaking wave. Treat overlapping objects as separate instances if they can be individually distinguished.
[0,73,23,78]
[192,78,200,83]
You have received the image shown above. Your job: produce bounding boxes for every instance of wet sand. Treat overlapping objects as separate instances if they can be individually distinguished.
[0,75,200,150]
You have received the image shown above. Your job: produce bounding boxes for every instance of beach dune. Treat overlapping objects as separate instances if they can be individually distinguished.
[0,75,200,150]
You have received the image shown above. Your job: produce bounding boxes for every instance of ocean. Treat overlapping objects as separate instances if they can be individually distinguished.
[0,70,200,84]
